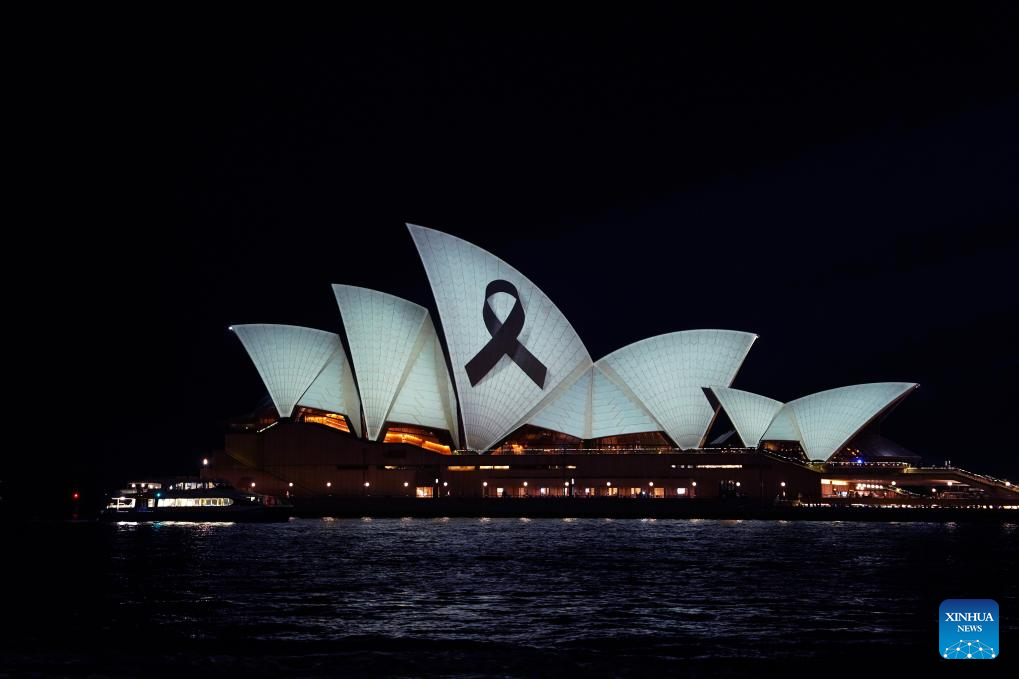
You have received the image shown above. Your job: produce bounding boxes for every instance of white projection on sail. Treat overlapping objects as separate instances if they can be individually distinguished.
[709,386,784,448]
[232,324,345,419]
[408,224,592,450]
[597,330,757,449]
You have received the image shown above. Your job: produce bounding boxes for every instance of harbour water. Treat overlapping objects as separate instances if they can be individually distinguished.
[4,518,1017,675]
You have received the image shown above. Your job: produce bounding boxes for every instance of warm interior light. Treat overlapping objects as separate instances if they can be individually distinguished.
[304,413,351,433]
[383,430,451,454]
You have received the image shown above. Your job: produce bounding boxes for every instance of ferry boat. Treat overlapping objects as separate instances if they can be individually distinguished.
[101,478,292,522]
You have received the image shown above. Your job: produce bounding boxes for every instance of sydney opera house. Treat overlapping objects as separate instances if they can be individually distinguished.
[204,225,1016,508]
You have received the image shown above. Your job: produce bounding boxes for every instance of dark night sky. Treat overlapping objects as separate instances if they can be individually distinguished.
[32,7,1019,495]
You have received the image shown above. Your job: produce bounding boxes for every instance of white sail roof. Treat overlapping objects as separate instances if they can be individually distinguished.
[782,382,918,461]
[231,324,353,420]
[709,386,784,447]
[408,223,592,450]
[297,346,363,436]
[526,368,592,440]
[527,366,664,440]
[333,285,458,444]
[596,330,757,449]
[590,368,663,438]
[760,405,802,442]
[385,315,461,448]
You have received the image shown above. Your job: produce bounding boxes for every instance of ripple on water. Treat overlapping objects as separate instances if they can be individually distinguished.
[7,518,1017,668]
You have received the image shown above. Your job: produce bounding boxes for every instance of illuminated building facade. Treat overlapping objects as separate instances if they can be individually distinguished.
[208,225,1018,507]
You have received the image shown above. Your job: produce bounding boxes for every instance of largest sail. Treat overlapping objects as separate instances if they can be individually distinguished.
[407,224,592,450]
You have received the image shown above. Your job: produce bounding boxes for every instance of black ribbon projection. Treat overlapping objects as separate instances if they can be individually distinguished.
[464,279,548,389]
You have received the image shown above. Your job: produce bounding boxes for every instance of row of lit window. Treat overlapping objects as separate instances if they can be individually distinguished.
[382,431,451,454]
[822,479,896,488]
[304,414,351,433]
[169,481,219,490]
[270,478,799,494]
[412,486,694,497]
[155,498,234,507]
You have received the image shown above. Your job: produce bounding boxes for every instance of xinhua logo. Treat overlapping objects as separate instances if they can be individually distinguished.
[940,599,999,659]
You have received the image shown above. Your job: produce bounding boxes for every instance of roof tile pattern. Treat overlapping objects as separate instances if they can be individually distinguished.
[597,330,757,449]
[232,324,344,419]
[297,346,363,436]
[785,382,917,460]
[527,368,592,439]
[710,386,784,447]
[386,315,461,448]
[408,223,592,450]
[333,285,430,441]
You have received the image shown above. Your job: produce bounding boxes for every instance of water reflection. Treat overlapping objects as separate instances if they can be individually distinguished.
[20,518,1019,667]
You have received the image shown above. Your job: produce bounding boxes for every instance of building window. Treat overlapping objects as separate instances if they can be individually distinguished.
[303,412,351,432]
[383,426,452,454]
[676,487,687,496]
[415,487,433,498]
